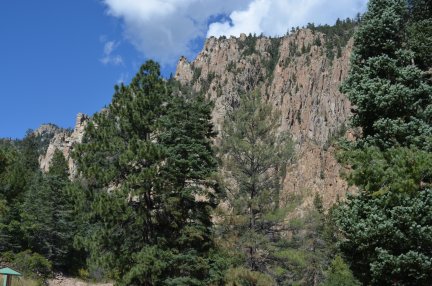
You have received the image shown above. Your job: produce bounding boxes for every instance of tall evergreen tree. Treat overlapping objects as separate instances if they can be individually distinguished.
[20,149,76,270]
[73,61,221,285]
[46,150,77,270]
[283,194,340,286]
[20,172,56,261]
[336,0,432,284]
[322,256,360,286]
[18,130,44,172]
[336,147,432,285]
[334,189,432,285]
[407,0,432,69]
[217,91,293,283]
[0,140,34,253]
[341,0,432,150]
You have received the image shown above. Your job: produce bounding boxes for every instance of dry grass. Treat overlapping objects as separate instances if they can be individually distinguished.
[9,277,40,286]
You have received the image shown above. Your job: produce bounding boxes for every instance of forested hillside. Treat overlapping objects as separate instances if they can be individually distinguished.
[0,0,431,285]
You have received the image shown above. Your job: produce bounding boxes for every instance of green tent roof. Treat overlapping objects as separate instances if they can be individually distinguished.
[0,268,21,276]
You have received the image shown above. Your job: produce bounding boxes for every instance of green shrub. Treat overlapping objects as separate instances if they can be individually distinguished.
[78,268,90,280]
[322,256,360,286]
[238,34,257,56]
[225,267,275,286]
[191,67,202,84]
[13,250,52,280]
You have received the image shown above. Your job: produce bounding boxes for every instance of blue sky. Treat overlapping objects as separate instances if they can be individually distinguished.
[0,0,367,139]
[0,0,148,138]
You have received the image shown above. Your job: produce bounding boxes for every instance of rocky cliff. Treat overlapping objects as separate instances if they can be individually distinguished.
[39,28,355,207]
[175,28,355,207]
[39,113,89,177]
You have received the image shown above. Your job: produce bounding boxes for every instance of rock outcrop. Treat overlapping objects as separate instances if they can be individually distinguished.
[39,28,356,207]
[175,29,355,207]
[39,113,89,177]
[33,123,64,138]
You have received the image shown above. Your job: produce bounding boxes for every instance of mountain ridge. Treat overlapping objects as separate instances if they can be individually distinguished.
[39,26,357,207]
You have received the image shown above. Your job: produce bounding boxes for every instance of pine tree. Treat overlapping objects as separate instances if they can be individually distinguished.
[0,149,6,175]
[322,256,360,286]
[46,150,77,270]
[336,0,432,284]
[336,147,432,285]
[339,146,432,195]
[341,0,432,150]
[0,142,32,253]
[262,193,340,285]
[20,150,76,270]
[407,0,432,69]
[217,91,293,283]
[18,130,45,172]
[73,61,221,285]
[20,172,56,260]
[334,190,432,285]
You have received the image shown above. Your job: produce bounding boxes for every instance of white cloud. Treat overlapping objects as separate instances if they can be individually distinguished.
[100,54,124,65]
[102,0,367,65]
[208,0,368,38]
[102,0,250,64]
[103,41,117,55]
[100,40,124,65]
[104,0,193,21]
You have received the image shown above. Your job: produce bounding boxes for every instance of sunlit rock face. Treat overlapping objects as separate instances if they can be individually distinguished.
[175,29,355,208]
[39,113,89,178]
[39,28,356,207]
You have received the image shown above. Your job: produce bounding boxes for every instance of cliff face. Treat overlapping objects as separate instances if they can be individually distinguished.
[175,29,355,207]
[39,113,89,177]
[39,28,355,206]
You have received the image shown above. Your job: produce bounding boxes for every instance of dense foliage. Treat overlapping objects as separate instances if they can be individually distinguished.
[341,0,432,150]
[0,135,78,283]
[336,0,432,285]
[216,92,350,285]
[308,17,359,60]
[335,190,432,285]
[217,91,293,284]
[72,61,222,286]
[1,4,430,285]
[322,256,360,286]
